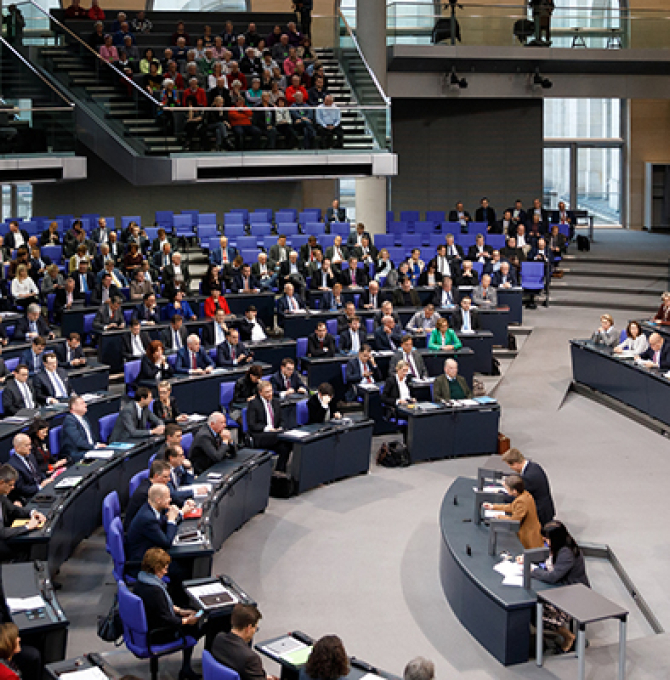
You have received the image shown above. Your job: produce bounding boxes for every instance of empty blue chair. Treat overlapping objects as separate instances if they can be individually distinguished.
[220,382,240,428]
[404,234,422,250]
[144,227,159,241]
[470,222,488,234]
[118,581,197,680]
[296,337,307,359]
[102,491,120,544]
[487,234,506,250]
[124,360,142,395]
[49,426,62,459]
[198,226,218,242]
[104,217,116,230]
[521,262,546,295]
[472,262,484,278]
[400,210,419,225]
[457,234,476,250]
[155,210,174,228]
[426,210,445,222]
[253,208,273,221]
[320,234,335,249]
[375,234,394,249]
[173,214,193,229]
[181,432,193,456]
[275,209,297,222]
[203,652,240,680]
[42,245,62,264]
[249,223,271,237]
[198,213,217,226]
[388,222,407,238]
[415,221,436,234]
[366,319,374,334]
[4,357,19,373]
[326,319,338,336]
[249,212,269,225]
[305,207,322,220]
[230,208,249,220]
[129,470,149,497]
[331,222,350,237]
[237,236,258,250]
[240,249,259,265]
[108,518,129,583]
[122,216,141,228]
[277,223,299,236]
[296,400,309,426]
[304,222,325,236]
[290,235,308,249]
[224,213,245,226]
[225,225,245,239]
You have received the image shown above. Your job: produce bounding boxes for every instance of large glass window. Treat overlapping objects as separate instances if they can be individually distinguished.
[545,99,620,140]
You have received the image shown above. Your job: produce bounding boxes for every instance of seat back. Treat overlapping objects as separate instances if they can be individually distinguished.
[296,337,307,359]
[108,519,128,584]
[4,357,19,373]
[326,319,338,336]
[182,432,193,456]
[129,469,149,497]
[203,650,241,680]
[117,580,150,656]
[102,491,120,537]
[49,426,62,459]
[220,381,235,410]
[296,399,309,426]
[99,413,118,443]
[122,216,141,229]
[124,360,142,393]
[521,261,545,287]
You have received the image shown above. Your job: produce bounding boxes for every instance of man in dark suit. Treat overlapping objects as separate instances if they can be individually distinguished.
[132,293,159,325]
[444,234,464,265]
[451,296,481,332]
[20,336,47,375]
[211,604,273,680]
[61,395,106,461]
[73,260,96,298]
[325,199,346,223]
[432,276,460,309]
[110,388,165,443]
[339,257,368,289]
[123,459,172,531]
[475,197,496,227]
[202,310,229,348]
[430,244,458,280]
[94,296,127,333]
[501,448,555,527]
[154,242,174,272]
[90,217,112,246]
[174,334,215,374]
[162,252,191,299]
[389,335,427,379]
[164,445,206,506]
[346,223,371,249]
[309,258,336,292]
[353,236,378,266]
[639,332,670,370]
[7,433,51,502]
[247,381,292,471]
[528,237,551,266]
[551,201,575,238]
[5,221,28,250]
[89,273,120,307]
[324,235,348,269]
[360,280,382,310]
[467,234,493,264]
[276,283,305,327]
[1,364,37,415]
[336,302,358,335]
[160,315,188,351]
[189,412,237,475]
[491,261,518,288]
[232,264,261,294]
[56,332,86,368]
[392,279,420,307]
[217,328,253,368]
[501,236,525,266]
[0,464,46,560]
[125,483,195,579]
[527,197,549,229]
[507,200,527,235]
[269,358,307,397]
[55,277,84,323]
[307,321,336,358]
[339,315,367,354]
[277,252,306,294]
[268,235,292,266]
[121,319,151,359]
[33,352,74,405]
[447,202,471,224]
[373,315,402,351]
[494,210,514,236]
[299,236,322,264]
[14,304,53,341]
[345,344,381,400]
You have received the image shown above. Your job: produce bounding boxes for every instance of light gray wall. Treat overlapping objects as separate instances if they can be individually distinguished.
[33,146,305,224]
[390,98,543,215]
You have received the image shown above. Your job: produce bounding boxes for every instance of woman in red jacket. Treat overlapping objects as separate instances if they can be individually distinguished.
[87,0,105,20]
[0,624,21,680]
[204,288,231,318]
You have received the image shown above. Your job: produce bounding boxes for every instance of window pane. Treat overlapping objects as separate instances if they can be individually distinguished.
[544,148,571,210]
[577,147,621,225]
[544,99,621,139]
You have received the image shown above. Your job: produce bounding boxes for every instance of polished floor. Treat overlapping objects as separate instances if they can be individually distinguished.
[56,230,670,679]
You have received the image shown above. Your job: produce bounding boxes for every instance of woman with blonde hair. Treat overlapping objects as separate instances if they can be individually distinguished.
[590,313,617,348]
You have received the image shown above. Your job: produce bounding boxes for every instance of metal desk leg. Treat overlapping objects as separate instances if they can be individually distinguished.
[577,624,587,680]
[619,617,627,680]
[536,601,544,666]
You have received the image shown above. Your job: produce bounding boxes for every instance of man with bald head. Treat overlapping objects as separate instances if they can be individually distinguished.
[638,332,670,370]
[8,433,56,502]
[189,412,237,475]
[433,358,472,403]
[175,334,215,374]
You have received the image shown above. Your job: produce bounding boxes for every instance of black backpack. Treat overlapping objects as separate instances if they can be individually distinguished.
[376,441,411,468]
[577,235,590,252]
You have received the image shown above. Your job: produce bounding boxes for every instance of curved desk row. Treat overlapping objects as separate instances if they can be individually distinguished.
[440,477,553,665]
[570,339,670,427]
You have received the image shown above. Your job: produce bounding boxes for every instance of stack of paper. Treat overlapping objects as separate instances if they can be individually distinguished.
[60,667,109,680]
[54,476,83,490]
[484,509,505,519]
[81,394,99,403]
[188,414,207,422]
[284,429,310,438]
[7,595,45,612]
[494,560,524,587]
[84,450,115,460]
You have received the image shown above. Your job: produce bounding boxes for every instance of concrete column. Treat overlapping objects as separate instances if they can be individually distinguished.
[356,0,387,92]
[355,176,387,235]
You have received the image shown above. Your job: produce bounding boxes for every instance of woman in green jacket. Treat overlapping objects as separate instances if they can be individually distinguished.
[428,317,462,351]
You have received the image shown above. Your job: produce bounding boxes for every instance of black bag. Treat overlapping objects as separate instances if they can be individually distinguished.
[491,357,501,376]
[507,334,517,351]
[270,471,295,498]
[577,235,590,252]
[97,594,123,645]
[376,440,410,468]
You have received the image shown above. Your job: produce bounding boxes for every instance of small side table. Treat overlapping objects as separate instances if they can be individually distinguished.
[536,583,628,680]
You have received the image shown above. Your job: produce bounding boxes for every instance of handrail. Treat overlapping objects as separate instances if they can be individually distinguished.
[158,105,389,111]
[337,9,390,106]
[0,106,76,112]
[20,0,160,106]
[0,36,74,107]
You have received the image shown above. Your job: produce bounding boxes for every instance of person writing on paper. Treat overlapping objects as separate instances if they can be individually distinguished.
[637,332,670,370]
[212,604,279,680]
[302,635,349,680]
[483,475,543,549]
[133,548,203,680]
[526,520,590,653]
[613,321,648,357]
[433,359,472,403]
[307,383,341,424]
[427,318,462,352]
[590,313,618,348]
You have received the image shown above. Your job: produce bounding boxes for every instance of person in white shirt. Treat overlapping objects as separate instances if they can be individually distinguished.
[516,225,531,255]
[613,320,649,357]
[242,306,267,343]
[363,280,381,309]
[432,245,452,278]
[11,264,39,302]
[381,360,416,415]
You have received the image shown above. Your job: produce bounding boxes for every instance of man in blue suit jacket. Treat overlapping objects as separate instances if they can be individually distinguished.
[209,236,238,266]
[61,396,106,461]
[373,316,403,351]
[125,484,195,578]
[216,328,253,368]
[344,345,381,400]
[269,358,307,397]
[491,262,518,288]
[7,434,50,503]
[174,334,215,374]
[276,283,305,327]
[131,293,159,325]
[20,337,47,375]
[164,445,198,506]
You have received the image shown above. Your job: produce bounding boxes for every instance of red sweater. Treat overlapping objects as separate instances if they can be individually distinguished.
[204,296,231,318]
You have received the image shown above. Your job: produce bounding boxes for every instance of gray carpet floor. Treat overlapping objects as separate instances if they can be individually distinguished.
[55,230,670,679]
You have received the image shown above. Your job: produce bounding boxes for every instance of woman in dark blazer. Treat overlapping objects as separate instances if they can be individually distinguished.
[137,340,174,388]
[381,360,416,417]
[28,419,67,475]
[306,384,341,424]
[201,263,226,297]
[133,548,202,680]
[153,380,188,424]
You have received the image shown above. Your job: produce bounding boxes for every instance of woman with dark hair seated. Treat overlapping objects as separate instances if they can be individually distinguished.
[133,548,202,680]
[301,635,350,680]
[137,340,173,387]
[124,243,144,277]
[202,264,225,298]
[306,383,341,424]
[528,520,590,652]
[28,419,67,475]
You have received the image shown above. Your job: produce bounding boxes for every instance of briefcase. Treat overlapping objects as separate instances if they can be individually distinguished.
[497,433,511,455]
